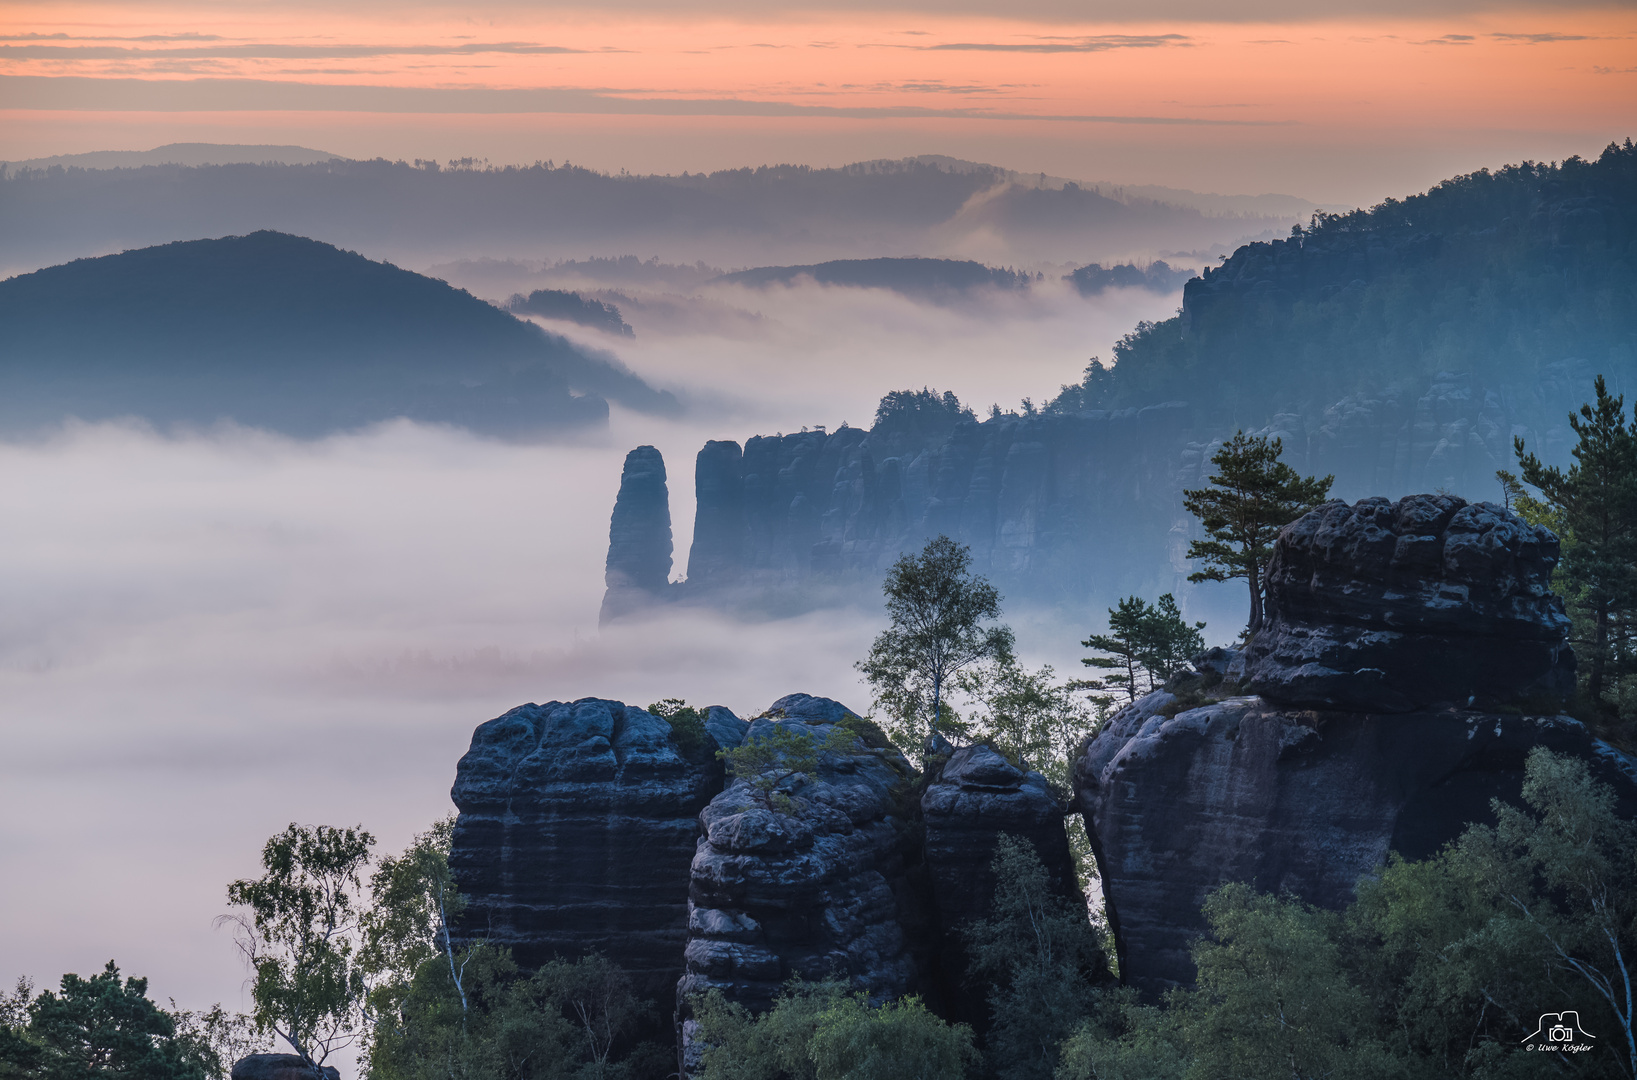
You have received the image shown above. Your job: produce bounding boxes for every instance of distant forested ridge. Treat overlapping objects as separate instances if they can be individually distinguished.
[713,257,1040,300]
[1065,260,1196,296]
[0,156,1300,273]
[0,231,677,435]
[507,288,635,337]
[1051,140,1637,423]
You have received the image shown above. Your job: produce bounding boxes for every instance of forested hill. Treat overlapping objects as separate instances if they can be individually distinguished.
[1049,140,1637,425]
[0,231,677,435]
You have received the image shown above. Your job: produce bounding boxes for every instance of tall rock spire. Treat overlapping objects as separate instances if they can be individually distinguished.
[599,445,672,625]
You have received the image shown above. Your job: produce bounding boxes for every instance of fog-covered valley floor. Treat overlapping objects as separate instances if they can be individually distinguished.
[0,276,1242,1031]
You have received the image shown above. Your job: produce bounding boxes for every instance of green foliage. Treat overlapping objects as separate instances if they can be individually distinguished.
[808,995,979,1080]
[692,981,975,1080]
[716,721,865,814]
[956,663,1100,798]
[1183,433,1333,636]
[8,964,215,1080]
[1059,749,1637,1079]
[872,388,976,447]
[1515,376,1637,742]
[647,698,710,755]
[1080,595,1206,702]
[964,837,1108,1080]
[368,946,662,1080]
[222,824,376,1067]
[362,819,465,1028]
[856,536,1015,753]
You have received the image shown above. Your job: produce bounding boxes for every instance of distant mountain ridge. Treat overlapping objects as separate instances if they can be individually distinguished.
[0,231,678,435]
[0,153,1304,274]
[5,142,343,171]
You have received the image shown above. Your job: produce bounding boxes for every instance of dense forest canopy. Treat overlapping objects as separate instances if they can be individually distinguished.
[1049,140,1637,424]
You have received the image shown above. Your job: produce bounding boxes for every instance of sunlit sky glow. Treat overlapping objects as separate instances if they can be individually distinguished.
[3,1,1633,202]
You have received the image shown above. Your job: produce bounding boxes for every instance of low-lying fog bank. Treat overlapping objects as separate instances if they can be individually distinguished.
[0,277,1243,1033]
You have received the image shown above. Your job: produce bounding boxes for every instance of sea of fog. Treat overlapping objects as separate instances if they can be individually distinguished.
[0,277,1230,1041]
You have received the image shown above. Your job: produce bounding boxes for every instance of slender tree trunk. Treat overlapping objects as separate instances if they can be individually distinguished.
[931,671,942,739]
[1592,600,1610,704]
[1247,562,1264,637]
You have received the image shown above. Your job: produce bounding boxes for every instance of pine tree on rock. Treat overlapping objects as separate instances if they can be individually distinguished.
[1183,432,1333,637]
[1514,374,1637,709]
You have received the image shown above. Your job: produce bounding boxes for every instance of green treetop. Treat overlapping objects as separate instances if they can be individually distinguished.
[856,536,1014,750]
[1515,375,1637,712]
[1183,432,1332,636]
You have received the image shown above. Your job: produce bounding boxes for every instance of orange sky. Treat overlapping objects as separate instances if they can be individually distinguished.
[3,3,1634,202]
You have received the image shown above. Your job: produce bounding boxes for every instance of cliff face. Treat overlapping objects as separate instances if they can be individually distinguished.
[1073,494,1637,998]
[600,366,1599,622]
[920,744,1083,1028]
[447,697,745,1007]
[599,445,674,625]
[679,695,927,1017]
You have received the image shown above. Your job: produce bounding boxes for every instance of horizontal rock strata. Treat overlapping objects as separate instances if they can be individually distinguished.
[921,743,1083,1026]
[448,697,745,1006]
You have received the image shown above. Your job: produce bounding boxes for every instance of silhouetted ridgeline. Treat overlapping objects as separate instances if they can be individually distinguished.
[601,144,1637,618]
[0,156,1299,271]
[507,288,635,337]
[0,231,677,435]
[1053,140,1637,416]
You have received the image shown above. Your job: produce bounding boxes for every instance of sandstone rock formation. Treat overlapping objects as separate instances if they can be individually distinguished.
[920,744,1083,1026]
[599,445,673,625]
[448,697,745,1007]
[230,1056,339,1080]
[1075,495,1637,998]
[678,694,927,1020]
[1245,493,1575,711]
[600,360,1602,622]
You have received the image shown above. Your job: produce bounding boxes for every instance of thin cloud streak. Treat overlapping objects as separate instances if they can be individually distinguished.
[0,76,1287,123]
[0,42,593,59]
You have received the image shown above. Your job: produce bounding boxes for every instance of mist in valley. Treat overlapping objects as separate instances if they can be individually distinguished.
[0,275,1220,1024]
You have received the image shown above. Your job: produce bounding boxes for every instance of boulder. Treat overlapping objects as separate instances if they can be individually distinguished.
[448,697,746,1009]
[230,1056,339,1080]
[920,744,1083,1026]
[678,695,927,1022]
[1245,494,1574,711]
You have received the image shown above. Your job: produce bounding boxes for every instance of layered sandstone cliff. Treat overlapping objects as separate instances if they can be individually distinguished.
[1074,494,1637,997]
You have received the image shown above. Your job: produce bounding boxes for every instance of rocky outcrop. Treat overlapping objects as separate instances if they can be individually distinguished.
[678,694,926,1021]
[1245,494,1575,711]
[1075,496,1637,998]
[230,1057,339,1080]
[920,744,1083,1027]
[599,445,673,625]
[599,362,1607,622]
[448,697,746,1007]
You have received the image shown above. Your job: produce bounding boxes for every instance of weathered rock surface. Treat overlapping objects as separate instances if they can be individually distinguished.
[1076,691,1637,997]
[678,694,926,1020]
[230,1056,339,1080]
[921,744,1083,1026]
[1076,497,1637,998]
[448,697,746,1007]
[1245,494,1575,711]
[599,445,673,625]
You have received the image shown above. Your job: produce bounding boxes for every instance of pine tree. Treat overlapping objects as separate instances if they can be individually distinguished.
[1514,375,1637,709]
[1183,432,1333,636]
